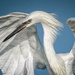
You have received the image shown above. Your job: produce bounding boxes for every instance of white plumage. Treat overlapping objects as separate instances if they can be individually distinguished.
[17,11,66,75]
[0,12,45,75]
[0,11,75,75]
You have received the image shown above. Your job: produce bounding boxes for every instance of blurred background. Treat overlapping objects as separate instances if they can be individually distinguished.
[0,0,75,75]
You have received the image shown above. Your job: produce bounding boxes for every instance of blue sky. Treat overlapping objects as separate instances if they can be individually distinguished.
[0,0,75,75]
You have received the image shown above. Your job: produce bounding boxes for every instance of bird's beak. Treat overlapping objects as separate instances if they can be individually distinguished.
[3,19,32,42]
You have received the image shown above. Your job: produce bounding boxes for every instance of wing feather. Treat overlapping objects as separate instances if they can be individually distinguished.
[0,12,45,75]
[0,12,31,75]
[0,12,28,52]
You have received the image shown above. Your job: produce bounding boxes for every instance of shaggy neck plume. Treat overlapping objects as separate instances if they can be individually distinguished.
[37,12,66,75]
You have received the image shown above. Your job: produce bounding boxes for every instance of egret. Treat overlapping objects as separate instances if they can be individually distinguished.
[0,11,75,75]
[4,11,66,75]
[8,11,75,75]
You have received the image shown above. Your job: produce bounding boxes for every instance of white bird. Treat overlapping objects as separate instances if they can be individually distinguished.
[0,11,75,75]
[4,11,66,75]
[8,11,75,75]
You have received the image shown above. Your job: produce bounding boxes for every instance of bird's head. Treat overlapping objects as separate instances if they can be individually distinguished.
[67,18,75,25]
[23,11,43,27]
[3,11,62,42]
[3,11,42,42]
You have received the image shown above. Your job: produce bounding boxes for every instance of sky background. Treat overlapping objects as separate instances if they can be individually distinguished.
[0,0,75,75]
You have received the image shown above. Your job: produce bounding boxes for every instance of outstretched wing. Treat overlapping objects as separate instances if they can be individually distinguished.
[0,12,28,53]
[67,18,75,74]
[0,12,45,75]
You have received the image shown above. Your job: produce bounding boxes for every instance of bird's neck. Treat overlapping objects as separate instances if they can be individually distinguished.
[37,12,66,75]
[39,13,61,57]
[41,22,66,75]
[41,22,56,58]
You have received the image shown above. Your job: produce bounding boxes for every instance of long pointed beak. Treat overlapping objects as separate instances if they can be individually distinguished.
[3,19,32,42]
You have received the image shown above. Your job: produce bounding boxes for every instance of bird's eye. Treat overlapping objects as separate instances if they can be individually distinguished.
[27,19,32,24]
[22,19,32,25]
